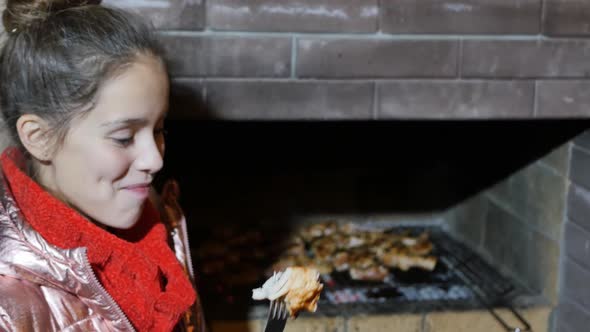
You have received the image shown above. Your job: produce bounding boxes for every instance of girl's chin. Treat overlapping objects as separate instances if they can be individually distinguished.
[113,220,140,230]
[95,211,142,230]
[117,214,143,229]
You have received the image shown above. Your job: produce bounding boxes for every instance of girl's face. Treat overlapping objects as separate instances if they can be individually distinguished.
[39,55,169,229]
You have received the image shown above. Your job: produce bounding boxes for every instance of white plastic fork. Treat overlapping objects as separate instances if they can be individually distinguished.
[264,299,288,332]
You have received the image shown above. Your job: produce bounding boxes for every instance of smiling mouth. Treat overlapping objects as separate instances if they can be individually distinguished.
[123,184,150,198]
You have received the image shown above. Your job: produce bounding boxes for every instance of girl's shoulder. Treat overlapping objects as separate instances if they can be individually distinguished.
[0,273,113,331]
[0,274,58,331]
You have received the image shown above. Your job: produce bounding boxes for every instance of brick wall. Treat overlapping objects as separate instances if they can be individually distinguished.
[2,2,590,133]
[447,129,590,332]
[98,0,590,120]
[446,142,569,304]
[556,132,590,332]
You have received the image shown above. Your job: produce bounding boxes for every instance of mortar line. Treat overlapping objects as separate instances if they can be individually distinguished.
[533,80,539,117]
[485,194,562,243]
[170,77,563,82]
[555,143,572,326]
[565,252,590,276]
[565,214,590,239]
[536,159,567,178]
[203,0,209,30]
[562,298,590,319]
[540,0,546,36]
[537,160,569,181]
[565,140,573,180]
[372,82,378,120]
[173,77,379,83]
[569,216,590,240]
[291,36,297,79]
[157,30,554,40]
[457,38,464,79]
[572,143,590,157]
[376,0,382,33]
[569,146,590,196]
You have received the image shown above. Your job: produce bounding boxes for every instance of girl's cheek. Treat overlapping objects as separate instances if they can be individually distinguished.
[94,146,134,181]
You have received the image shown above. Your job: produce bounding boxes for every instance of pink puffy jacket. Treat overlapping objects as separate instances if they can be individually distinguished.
[0,171,206,332]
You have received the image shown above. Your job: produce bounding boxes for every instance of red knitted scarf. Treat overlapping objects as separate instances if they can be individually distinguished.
[0,148,196,331]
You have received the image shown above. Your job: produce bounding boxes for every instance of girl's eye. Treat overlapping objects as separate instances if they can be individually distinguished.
[154,127,167,137]
[112,137,134,147]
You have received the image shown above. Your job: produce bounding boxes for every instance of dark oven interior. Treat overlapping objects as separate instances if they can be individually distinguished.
[155,119,589,322]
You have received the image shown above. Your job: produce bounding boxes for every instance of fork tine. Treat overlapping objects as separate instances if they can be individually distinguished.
[275,301,281,320]
[272,300,279,319]
[281,301,289,320]
[269,300,275,319]
[280,301,285,319]
[277,301,284,320]
[278,301,283,320]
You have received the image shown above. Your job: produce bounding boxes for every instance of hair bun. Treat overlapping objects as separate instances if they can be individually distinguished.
[3,0,101,33]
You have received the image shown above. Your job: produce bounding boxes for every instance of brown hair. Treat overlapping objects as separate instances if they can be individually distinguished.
[0,0,166,154]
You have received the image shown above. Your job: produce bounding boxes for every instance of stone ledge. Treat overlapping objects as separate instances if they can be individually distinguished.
[424,307,551,332]
[347,314,423,332]
[208,306,551,332]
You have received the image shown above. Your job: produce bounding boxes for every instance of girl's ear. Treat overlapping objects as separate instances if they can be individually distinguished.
[16,114,53,162]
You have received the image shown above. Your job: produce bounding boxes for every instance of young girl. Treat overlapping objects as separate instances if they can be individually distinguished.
[0,0,205,331]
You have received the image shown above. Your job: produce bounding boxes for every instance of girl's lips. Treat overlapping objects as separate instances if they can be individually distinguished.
[123,184,150,198]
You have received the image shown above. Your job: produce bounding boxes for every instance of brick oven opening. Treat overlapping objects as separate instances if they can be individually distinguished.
[157,119,589,331]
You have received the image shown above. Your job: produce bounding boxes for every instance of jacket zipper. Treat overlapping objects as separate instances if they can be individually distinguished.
[81,248,135,331]
[178,215,195,280]
[177,211,208,332]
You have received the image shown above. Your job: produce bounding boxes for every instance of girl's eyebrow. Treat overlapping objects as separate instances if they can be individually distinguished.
[100,118,148,128]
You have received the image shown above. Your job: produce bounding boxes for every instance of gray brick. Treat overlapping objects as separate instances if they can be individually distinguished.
[446,194,488,248]
[381,0,540,34]
[527,230,560,301]
[484,181,564,301]
[556,301,590,332]
[207,0,378,33]
[297,39,457,78]
[484,202,531,281]
[574,130,590,150]
[204,80,373,120]
[567,183,590,233]
[159,35,291,77]
[544,0,590,36]
[103,0,204,30]
[377,80,533,119]
[169,79,207,119]
[462,40,590,78]
[537,81,590,117]
[570,146,590,190]
[540,142,570,176]
[562,259,590,310]
[488,163,566,241]
[564,221,590,271]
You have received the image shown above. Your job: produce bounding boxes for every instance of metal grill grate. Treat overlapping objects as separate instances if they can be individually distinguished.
[309,226,528,316]
[197,225,533,325]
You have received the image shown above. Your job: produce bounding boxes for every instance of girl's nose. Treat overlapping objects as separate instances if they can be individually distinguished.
[135,135,164,174]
